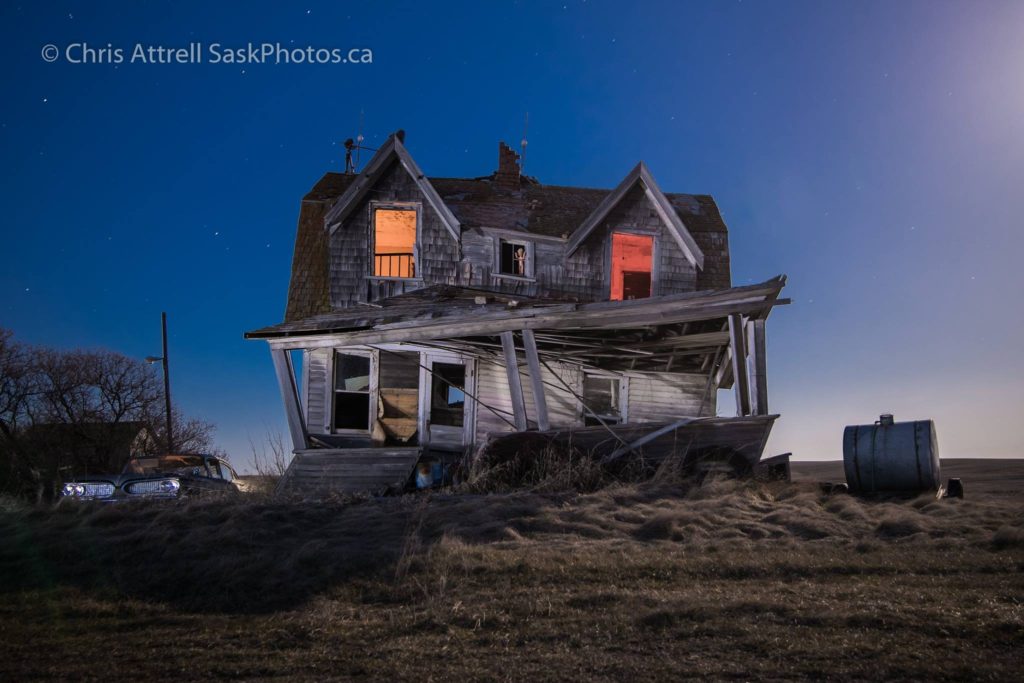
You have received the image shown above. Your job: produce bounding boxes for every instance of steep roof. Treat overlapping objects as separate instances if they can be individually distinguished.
[283,166,731,323]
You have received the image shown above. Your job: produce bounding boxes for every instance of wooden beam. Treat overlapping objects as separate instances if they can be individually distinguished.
[747,318,768,415]
[270,347,309,452]
[728,314,751,417]
[264,299,790,350]
[521,329,550,431]
[500,331,528,431]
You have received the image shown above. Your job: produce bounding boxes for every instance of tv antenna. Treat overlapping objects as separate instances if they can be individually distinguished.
[343,109,375,174]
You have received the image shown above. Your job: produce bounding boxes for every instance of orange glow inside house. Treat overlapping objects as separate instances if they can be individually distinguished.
[610,232,653,300]
[374,208,417,278]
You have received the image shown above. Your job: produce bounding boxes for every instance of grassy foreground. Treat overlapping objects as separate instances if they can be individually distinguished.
[1,460,1022,681]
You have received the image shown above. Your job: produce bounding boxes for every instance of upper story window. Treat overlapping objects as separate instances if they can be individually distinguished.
[610,232,653,300]
[373,206,417,278]
[498,239,532,278]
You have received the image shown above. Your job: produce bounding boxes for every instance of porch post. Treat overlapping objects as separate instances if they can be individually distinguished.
[521,329,550,431]
[747,318,768,415]
[728,314,751,417]
[500,331,529,431]
[270,346,309,452]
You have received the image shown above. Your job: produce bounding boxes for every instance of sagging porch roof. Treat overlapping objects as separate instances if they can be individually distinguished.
[245,277,787,376]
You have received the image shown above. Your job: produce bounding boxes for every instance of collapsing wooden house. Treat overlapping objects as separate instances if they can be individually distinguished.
[245,131,788,493]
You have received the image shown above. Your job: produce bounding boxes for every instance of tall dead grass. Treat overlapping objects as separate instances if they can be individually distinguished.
[2,473,1021,616]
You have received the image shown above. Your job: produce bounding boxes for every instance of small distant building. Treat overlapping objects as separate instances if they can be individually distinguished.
[246,132,787,493]
[24,420,156,484]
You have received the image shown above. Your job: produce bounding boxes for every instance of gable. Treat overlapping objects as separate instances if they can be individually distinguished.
[327,157,461,308]
[324,133,460,242]
[566,162,704,270]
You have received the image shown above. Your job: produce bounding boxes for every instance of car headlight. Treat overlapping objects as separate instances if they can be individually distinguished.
[126,478,180,495]
[61,482,113,498]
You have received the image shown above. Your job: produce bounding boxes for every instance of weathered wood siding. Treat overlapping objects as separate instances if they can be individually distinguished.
[563,184,698,301]
[303,343,714,446]
[626,371,713,422]
[472,357,581,440]
[460,231,568,299]
[329,158,460,308]
[306,348,331,434]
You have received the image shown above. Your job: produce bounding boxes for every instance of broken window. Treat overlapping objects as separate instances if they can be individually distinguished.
[333,352,371,431]
[610,232,653,301]
[430,363,466,428]
[582,374,623,426]
[378,351,420,445]
[373,207,416,278]
[499,239,530,277]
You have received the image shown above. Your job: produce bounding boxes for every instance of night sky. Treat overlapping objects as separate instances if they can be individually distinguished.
[2,1,1021,469]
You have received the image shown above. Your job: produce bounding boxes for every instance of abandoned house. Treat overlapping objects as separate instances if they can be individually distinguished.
[245,131,788,493]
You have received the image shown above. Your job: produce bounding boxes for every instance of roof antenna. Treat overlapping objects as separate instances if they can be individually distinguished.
[520,112,529,174]
[343,138,356,174]
[342,110,372,174]
[355,109,365,171]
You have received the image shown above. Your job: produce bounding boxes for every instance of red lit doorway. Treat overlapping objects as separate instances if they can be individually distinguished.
[610,232,653,300]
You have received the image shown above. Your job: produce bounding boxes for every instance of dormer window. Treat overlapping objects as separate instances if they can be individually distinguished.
[373,205,417,278]
[610,232,653,300]
[497,238,533,278]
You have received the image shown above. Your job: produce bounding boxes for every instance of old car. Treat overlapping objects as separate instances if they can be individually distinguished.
[59,453,240,502]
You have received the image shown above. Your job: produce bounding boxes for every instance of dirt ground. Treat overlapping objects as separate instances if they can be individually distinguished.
[1,459,1021,681]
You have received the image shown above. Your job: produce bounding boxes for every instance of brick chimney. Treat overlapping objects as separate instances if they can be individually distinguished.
[494,141,521,191]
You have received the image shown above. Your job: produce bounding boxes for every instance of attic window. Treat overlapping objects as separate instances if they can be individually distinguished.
[610,232,653,301]
[373,207,417,278]
[498,239,531,277]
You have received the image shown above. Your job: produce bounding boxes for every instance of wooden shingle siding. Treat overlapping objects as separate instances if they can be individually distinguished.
[306,348,331,434]
[329,158,459,308]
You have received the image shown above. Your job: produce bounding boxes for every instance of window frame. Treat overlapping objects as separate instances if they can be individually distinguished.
[578,371,629,426]
[494,237,535,281]
[368,201,421,281]
[607,229,658,300]
[329,349,377,434]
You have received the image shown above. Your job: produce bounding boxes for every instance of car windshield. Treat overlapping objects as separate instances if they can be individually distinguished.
[123,455,209,476]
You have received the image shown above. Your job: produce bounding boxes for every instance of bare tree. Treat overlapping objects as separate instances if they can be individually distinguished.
[0,329,40,497]
[250,430,290,478]
[0,328,223,500]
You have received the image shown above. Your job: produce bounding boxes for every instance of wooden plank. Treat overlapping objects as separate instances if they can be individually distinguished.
[747,318,768,415]
[501,331,528,430]
[728,314,750,417]
[271,347,309,452]
[266,298,791,350]
[521,329,550,430]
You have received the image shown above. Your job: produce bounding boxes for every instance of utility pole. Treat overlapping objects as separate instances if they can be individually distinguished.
[161,312,172,453]
[146,312,173,453]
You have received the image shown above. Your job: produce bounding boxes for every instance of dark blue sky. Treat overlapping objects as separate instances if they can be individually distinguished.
[2,1,1021,466]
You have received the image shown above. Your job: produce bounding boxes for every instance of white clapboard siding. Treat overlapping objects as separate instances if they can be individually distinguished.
[306,348,331,434]
[473,358,520,439]
[521,360,580,428]
[626,371,712,422]
[474,357,580,441]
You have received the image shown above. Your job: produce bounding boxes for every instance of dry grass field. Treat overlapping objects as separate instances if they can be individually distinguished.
[1,459,1022,681]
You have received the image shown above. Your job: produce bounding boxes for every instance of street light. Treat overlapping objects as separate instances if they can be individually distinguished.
[145,312,173,454]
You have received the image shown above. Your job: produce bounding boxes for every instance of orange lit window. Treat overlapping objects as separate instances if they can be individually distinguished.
[373,208,417,278]
[610,232,653,300]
